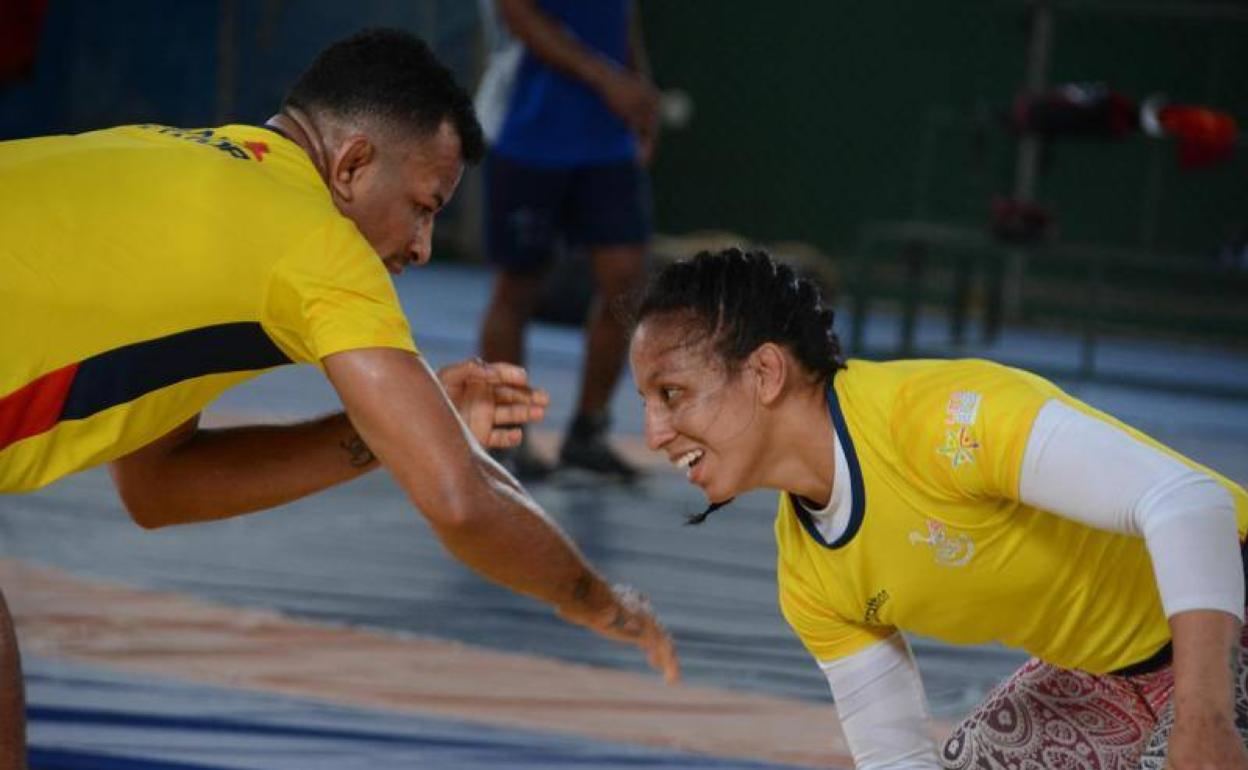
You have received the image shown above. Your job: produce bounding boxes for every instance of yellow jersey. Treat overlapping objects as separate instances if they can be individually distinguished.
[0,124,415,492]
[776,358,1248,674]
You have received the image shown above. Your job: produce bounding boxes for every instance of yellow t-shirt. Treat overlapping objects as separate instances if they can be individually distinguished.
[777,358,1248,674]
[0,124,416,492]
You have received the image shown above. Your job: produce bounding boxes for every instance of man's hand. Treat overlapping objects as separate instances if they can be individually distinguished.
[557,583,680,684]
[599,69,660,145]
[437,358,549,449]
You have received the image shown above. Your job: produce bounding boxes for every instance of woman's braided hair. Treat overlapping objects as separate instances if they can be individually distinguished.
[637,247,845,385]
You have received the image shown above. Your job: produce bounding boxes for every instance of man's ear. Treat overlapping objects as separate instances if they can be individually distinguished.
[327,135,375,202]
[749,343,788,406]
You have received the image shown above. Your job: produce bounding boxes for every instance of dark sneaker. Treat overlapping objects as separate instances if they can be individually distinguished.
[558,413,640,481]
[491,439,553,482]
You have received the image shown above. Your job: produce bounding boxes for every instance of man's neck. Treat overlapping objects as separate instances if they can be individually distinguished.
[265,107,331,184]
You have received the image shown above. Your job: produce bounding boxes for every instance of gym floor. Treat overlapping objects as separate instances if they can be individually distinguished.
[4,262,1247,769]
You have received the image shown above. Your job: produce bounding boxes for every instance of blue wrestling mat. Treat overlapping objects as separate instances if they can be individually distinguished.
[27,660,809,770]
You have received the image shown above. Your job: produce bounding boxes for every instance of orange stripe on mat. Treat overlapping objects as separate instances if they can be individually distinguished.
[1,558,855,767]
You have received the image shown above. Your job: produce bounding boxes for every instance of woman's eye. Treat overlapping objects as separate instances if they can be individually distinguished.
[661,387,681,403]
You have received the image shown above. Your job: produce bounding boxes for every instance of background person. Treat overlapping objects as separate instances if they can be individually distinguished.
[476,0,659,481]
[629,247,1248,770]
[0,28,678,770]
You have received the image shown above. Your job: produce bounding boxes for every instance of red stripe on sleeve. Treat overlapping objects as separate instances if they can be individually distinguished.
[0,363,79,452]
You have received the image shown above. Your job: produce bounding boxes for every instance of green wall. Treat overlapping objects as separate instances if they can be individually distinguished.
[642,2,1247,260]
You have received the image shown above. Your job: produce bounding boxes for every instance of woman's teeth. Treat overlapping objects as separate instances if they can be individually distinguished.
[675,449,704,470]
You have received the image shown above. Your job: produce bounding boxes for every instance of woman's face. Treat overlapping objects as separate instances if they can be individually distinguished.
[629,315,766,503]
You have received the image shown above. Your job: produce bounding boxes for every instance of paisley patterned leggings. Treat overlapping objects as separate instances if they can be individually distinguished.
[941,627,1248,769]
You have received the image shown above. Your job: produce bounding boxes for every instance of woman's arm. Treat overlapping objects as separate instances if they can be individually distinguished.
[819,633,940,769]
[1018,399,1247,769]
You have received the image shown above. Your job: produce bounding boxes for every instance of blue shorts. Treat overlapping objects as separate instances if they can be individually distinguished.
[484,152,652,276]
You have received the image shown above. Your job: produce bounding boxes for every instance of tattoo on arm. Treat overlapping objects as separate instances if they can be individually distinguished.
[609,609,641,637]
[573,573,593,603]
[339,433,376,468]
[570,575,644,637]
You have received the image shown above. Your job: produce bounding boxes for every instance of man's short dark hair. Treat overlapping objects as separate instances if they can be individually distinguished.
[285,28,485,164]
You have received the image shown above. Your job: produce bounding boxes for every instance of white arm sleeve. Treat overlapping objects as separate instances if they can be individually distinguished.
[818,633,940,769]
[1019,399,1243,620]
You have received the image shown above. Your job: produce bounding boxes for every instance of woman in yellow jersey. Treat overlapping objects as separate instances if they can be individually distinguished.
[629,247,1248,770]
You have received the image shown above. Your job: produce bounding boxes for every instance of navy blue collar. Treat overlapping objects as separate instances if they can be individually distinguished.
[253,123,292,142]
[789,384,866,549]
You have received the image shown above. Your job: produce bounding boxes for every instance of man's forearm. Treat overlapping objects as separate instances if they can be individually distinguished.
[322,348,678,680]
[429,451,615,616]
[111,413,377,527]
[325,348,615,619]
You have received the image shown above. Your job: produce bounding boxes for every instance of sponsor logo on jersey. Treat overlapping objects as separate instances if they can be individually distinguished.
[938,425,980,468]
[938,390,981,467]
[909,518,975,567]
[139,125,269,162]
[945,391,981,426]
[863,589,890,625]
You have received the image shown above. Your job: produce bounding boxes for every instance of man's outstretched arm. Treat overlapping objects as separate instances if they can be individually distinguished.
[324,347,679,680]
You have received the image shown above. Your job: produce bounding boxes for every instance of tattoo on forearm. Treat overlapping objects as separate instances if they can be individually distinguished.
[609,609,641,637]
[573,573,593,603]
[339,433,376,468]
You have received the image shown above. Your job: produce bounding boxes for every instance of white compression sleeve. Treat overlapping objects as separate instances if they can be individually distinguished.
[818,634,940,769]
[1019,399,1243,620]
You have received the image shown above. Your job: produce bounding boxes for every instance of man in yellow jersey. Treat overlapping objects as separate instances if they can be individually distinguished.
[0,28,678,768]
[630,248,1248,769]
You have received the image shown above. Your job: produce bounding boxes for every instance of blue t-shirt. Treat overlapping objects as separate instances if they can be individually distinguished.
[493,0,638,168]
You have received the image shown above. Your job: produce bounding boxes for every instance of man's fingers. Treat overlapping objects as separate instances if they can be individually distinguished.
[442,360,549,402]
[484,361,531,386]
[622,611,680,684]
[440,358,504,385]
[644,622,681,684]
[492,385,549,408]
[487,427,523,449]
[556,585,679,683]
[493,403,545,426]
[492,385,539,404]
[491,386,550,409]
[651,638,681,684]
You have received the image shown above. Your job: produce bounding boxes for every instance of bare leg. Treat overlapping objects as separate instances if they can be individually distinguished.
[480,271,553,478]
[576,244,646,417]
[479,271,544,367]
[0,589,26,770]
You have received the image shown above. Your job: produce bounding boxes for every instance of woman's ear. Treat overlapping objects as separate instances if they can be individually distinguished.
[327,134,375,202]
[749,343,788,405]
